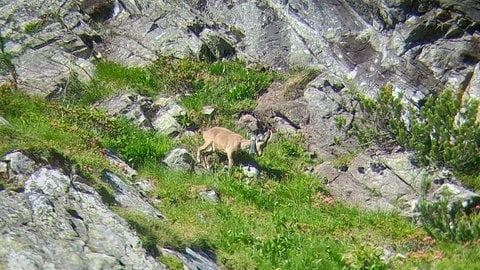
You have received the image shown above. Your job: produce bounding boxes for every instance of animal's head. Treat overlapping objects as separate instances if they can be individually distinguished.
[252,130,272,156]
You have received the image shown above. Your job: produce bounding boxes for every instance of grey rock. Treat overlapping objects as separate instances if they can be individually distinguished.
[95,93,186,136]
[319,151,480,216]
[432,183,480,210]
[101,170,165,219]
[162,148,196,172]
[161,247,219,270]
[0,0,96,96]
[202,105,215,116]
[150,97,186,136]
[95,93,153,129]
[236,114,260,133]
[242,165,260,179]
[3,0,480,219]
[151,113,182,136]
[105,150,138,178]
[322,153,406,212]
[255,82,309,132]
[135,179,156,194]
[199,189,220,203]
[0,166,165,269]
[3,151,36,186]
[3,0,480,104]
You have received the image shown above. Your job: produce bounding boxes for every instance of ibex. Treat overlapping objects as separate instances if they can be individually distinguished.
[197,127,272,169]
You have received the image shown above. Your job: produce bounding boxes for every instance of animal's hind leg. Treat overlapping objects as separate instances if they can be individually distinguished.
[202,154,210,169]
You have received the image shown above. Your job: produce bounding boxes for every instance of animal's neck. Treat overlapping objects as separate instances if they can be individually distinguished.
[240,139,252,150]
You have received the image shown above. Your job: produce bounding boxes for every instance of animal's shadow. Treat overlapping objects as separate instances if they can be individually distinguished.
[208,151,285,181]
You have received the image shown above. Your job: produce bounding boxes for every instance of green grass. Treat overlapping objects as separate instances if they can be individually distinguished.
[138,164,424,269]
[1,58,480,269]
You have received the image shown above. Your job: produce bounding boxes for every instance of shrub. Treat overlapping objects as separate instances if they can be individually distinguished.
[353,86,480,177]
[418,199,480,243]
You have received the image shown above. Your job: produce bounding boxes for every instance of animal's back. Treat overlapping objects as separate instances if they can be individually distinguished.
[203,127,236,140]
[203,127,243,150]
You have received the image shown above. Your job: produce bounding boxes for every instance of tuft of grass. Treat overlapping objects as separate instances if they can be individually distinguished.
[179,59,277,127]
[24,19,46,34]
[59,57,276,130]
[257,132,317,178]
[102,117,174,169]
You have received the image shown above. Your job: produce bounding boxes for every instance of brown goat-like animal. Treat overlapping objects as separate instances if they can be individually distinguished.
[197,127,271,169]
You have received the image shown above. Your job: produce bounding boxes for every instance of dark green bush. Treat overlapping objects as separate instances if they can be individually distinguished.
[418,199,480,243]
[354,86,480,177]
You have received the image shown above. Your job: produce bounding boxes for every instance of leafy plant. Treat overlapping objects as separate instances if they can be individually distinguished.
[342,243,388,270]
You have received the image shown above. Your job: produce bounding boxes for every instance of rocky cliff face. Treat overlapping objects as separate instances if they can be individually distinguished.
[1,0,479,100]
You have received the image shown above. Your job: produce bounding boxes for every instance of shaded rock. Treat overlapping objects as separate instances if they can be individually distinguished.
[105,149,138,178]
[162,148,196,172]
[80,0,115,22]
[95,93,153,129]
[199,29,235,61]
[161,247,219,270]
[235,113,260,133]
[101,171,165,219]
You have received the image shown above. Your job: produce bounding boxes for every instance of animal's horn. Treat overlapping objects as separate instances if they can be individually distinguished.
[249,135,257,154]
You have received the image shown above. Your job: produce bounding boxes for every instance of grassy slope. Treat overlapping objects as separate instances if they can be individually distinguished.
[1,58,479,269]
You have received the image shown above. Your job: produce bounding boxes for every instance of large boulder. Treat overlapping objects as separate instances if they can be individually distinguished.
[162,147,197,172]
[0,151,165,269]
[95,93,186,136]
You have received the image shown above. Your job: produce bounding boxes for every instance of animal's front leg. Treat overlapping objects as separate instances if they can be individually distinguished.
[227,152,234,168]
[197,141,212,164]
[203,154,210,169]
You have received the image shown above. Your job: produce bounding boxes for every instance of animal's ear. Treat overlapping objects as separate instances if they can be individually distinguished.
[256,130,272,143]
